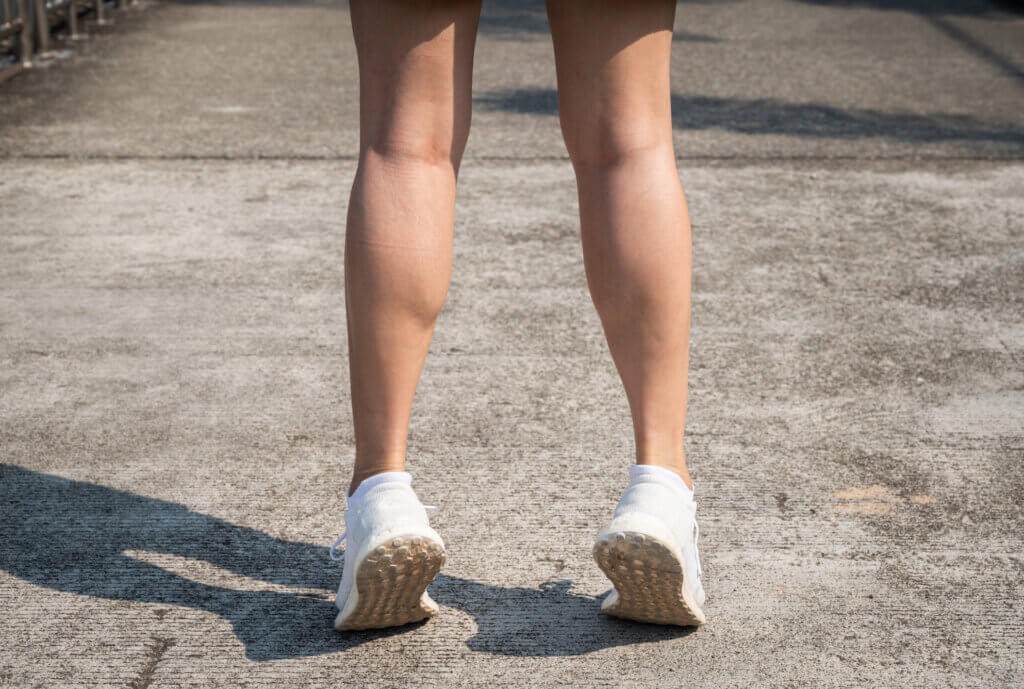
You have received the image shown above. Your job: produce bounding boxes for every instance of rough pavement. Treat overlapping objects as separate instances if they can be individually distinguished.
[1,1,1023,687]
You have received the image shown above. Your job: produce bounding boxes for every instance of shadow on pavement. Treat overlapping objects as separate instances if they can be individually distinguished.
[473,88,1024,146]
[797,0,1024,82]
[430,578,693,656]
[476,2,721,43]
[0,464,693,661]
[165,0,721,41]
[794,0,1023,15]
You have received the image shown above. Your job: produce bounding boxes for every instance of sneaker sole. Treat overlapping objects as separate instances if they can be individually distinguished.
[333,535,446,631]
[593,531,706,626]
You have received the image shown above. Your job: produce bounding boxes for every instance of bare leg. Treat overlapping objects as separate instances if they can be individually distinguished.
[546,0,694,489]
[346,0,482,496]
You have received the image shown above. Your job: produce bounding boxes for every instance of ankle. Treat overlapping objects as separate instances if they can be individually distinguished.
[634,454,693,491]
[347,470,412,502]
[349,461,407,497]
[670,464,694,492]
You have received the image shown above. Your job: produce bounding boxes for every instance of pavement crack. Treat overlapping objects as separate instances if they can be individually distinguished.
[129,636,176,689]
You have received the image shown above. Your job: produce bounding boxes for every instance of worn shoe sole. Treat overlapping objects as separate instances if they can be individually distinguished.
[333,535,446,631]
[593,531,706,626]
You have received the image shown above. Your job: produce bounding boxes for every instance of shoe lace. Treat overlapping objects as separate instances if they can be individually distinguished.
[693,521,703,580]
[329,504,437,562]
[328,531,348,562]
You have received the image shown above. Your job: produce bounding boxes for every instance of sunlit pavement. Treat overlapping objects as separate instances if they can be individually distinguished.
[1,2,1022,687]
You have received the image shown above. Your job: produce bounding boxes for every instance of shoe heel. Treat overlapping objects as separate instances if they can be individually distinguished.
[593,531,705,626]
[334,535,446,631]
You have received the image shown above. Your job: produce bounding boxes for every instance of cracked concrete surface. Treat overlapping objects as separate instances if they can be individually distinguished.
[1,1,1022,687]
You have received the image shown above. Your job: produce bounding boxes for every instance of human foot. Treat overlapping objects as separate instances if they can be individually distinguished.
[330,471,445,630]
[593,464,706,626]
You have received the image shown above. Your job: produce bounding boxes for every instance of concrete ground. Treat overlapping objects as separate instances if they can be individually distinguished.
[1,1,1022,687]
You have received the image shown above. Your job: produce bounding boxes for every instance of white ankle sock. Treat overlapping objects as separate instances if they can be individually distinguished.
[629,464,694,502]
[348,471,412,506]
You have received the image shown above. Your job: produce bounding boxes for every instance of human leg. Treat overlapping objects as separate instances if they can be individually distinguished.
[346,0,482,496]
[333,0,481,630]
[545,0,693,488]
[546,0,706,625]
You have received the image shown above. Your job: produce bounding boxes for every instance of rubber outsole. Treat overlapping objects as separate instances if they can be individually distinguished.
[333,535,446,631]
[593,531,706,626]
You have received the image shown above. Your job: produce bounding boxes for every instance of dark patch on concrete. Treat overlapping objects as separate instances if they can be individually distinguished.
[504,221,577,246]
[897,262,1024,315]
[129,636,175,689]
[539,556,567,572]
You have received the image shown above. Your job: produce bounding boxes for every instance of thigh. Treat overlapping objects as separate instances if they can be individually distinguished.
[544,0,676,160]
[350,0,482,164]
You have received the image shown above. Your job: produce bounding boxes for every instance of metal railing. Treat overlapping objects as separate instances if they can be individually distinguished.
[1,0,32,80]
[1,0,140,83]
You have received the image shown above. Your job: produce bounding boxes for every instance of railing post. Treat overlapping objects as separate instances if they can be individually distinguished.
[32,0,51,54]
[15,0,33,65]
[68,0,87,40]
[95,0,111,26]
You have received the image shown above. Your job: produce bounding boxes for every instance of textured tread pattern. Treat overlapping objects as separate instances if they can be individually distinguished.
[593,531,706,626]
[334,536,446,631]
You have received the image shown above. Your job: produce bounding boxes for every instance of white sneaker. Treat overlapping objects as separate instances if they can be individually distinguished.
[330,472,446,631]
[593,466,706,626]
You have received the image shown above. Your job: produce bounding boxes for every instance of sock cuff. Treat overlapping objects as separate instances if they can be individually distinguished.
[348,471,412,506]
[628,464,694,501]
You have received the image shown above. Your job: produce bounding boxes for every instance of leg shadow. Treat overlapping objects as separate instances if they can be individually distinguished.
[0,465,695,661]
[0,464,410,661]
[429,578,695,656]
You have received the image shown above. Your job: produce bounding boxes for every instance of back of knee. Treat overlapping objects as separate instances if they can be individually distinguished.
[559,112,670,169]
[361,118,469,171]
